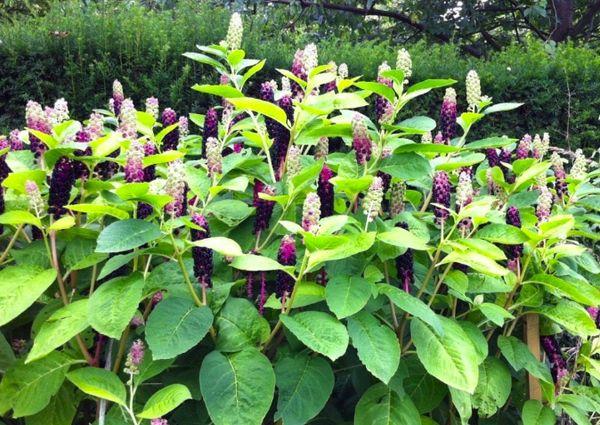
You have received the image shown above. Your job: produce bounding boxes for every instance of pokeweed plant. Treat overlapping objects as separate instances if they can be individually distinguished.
[1,12,600,425]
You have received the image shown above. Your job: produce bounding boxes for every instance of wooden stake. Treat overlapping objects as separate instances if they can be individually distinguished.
[525,314,542,400]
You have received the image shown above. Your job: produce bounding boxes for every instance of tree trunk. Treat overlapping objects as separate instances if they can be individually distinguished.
[550,0,574,42]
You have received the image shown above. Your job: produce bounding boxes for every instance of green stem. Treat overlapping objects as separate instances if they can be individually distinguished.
[0,225,23,263]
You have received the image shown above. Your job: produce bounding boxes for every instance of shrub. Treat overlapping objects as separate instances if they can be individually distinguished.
[1,1,599,152]
[1,11,600,425]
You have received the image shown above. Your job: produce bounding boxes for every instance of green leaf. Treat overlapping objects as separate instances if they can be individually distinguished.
[497,335,553,384]
[439,250,509,277]
[522,400,556,425]
[396,116,436,133]
[230,254,290,273]
[216,298,270,352]
[411,317,479,393]
[48,216,75,231]
[395,143,459,154]
[192,84,244,98]
[378,284,443,335]
[325,275,372,319]
[25,385,78,425]
[307,232,376,272]
[146,297,213,359]
[200,349,275,425]
[137,383,192,419]
[280,312,349,361]
[449,387,472,425]
[227,97,289,127]
[406,79,456,93]
[478,303,514,326]
[206,199,254,227]
[472,357,512,417]
[354,81,396,103]
[182,51,225,71]
[96,219,162,253]
[88,273,145,339]
[528,274,600,306]
[191,237,243,257]
[537,301,598,337]
[67,367,126,406]
[0,210,41,228]
[476,223,528,244]
[27,300,89,363]
[347,311,400,384]
[484,102,523,114]
[0,266,57,326]
[0,332,16,373]
[464,136,516,150]
[379,153,432,180]
[436,153,486,171]
[142,151,185,167]
[2,170,46,193]
[376,226,430,250]
[354,383,421,425]
[274,354,334,425]
[66,204,129,220]
[3,352,74,417]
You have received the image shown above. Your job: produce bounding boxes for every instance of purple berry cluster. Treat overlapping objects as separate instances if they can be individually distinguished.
[191,213,213,288]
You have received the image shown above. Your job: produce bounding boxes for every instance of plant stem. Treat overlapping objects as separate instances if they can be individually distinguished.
[0,225,23,263]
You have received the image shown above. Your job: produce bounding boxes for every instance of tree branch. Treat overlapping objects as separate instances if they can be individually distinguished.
[571,0,600,37]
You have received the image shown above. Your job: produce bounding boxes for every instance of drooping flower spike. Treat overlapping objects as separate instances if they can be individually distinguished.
[161,108,179,151]
[389,181,406,216]
[203,108,219,158]
[302,192,321,234]
[351,113,371,166]
[25,100,51,157]
[206,137,223,178]
[124,140,145,183]
[145,97,159,120]
[432,171,451,225]
[505,206,523,271]
[318,165,335,218]
[253,180,276,234]
[541,336,569,386]
[118,99,137,141]
[395,222,414,292]
[191,213,213,288]
[440,88,457,142]
[551,152,568,200]
[276,235,296,298]
[48,157,75,218]
[362,176,384,223]
[515,134,532,160]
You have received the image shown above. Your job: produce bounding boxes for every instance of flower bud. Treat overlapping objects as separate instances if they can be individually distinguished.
[362,176,384,223]
[125,140,145,183]
[570,149,587,180]
[432,171,451,224]
[253,180,276,234]
[515,134,532,159]
[203,108,219,158]
[9,129,24,151]
[433,131,446,145]
[46,98,70,125]
[302,192,321,233]
[276,235,296,297]
[389,181,406,216]
[118,99,137,140]
[314,137,329,160]
[395,222,414,292]
[551,152,568,199]
[206,137,223,177]
[225,12,243,50]
[536,185,553,223]
[164,160,186,218]
[351,113,371,165]
[48,157,75,218]
[145,97,159,120]
[151,419,168,425]
[191,213,213,287]
[285,145,302,179]
[338,63,348,80]
[161,108,179,151]
[281,77,292,96]
[396,48,412,82]
[466,70,481,111]
[124,339,145,376]
[440,88,457,142]
[317,165,334,217]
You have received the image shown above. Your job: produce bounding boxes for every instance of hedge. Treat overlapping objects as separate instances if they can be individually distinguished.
[1,0,598,151]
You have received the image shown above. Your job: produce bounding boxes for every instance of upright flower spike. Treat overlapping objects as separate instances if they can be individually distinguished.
[285,145,302,179]
[206,137,222,178]
[118,99,137,141]
[26,100,51,157]
[396,48,412,83]
[440,88,457,142]
[46,98,70,125]
[203,108,219,158]
[179,116,189,140]
[376,62,393,124]
[395,222,414,292]
[25,181,44,218]
[571,149,587,180]
[161,108,179,151]
[191,213,213,288]
[324,61,337,92]
[276,235,296,297]
[86,112,104,140]
[145,97,159,120]
[541,336,569,386]
[303,43,318,75]
[505,206,523,270]
[258,271,267,315]
[351,113,371,165]
[338,63,349,80]
[536,185,553,223]
[456,170,474,209]
[515,134,532,159]
[466,70,481,111]
[291,49,308,99]
[151,419,168,425]
[432,171,451,225]
[314,137,329,160]
[253,180,276,234]
[143,141,157,182]
[551,152,568,199]
[317,165,334,218]
[280,76,292,96]
[225,12,243,50]
[362,177,384,223]
[112,80,125,116]
[164,160,186,218]
[389,181,406,216]
[125,140,145,183]
[302,192,321,234]
[48,157,75,218]
[124,339,145,376]
[9,129,24,151]
[0,139,8,234]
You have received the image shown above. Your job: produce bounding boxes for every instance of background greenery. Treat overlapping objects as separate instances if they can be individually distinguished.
[1,0,598,151]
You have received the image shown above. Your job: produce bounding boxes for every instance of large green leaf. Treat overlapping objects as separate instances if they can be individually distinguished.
[146,297,213,359]
[378,153,431,180]
[0,266,57,326]
[0,332,15,373]
[137,383,192,419]
[96,219,162,253]
[274,354,334,425]
[3,352,74,417]
[472,357,512,417]
[497,336,553,384]
[402,355,447,414]
[25,385,78,425]
[378,284,443,335]
[325,275,372,319]
[476,223,528,245]
[528,274,600,307]
[230,254,290,273]
[411,317,479,393]
[306,232,376,272]
[354,383,421,425]
[199,349,275,425]
[522,400,556,425]
[215,297,270,352]
[537,301,598,337]
[280,312,349,361]
[67,367,126,406]
[347,311,400,384]
[376,226,430,250]
[88,273,145,338]
[227,97,289,127]
[27,300,89,363]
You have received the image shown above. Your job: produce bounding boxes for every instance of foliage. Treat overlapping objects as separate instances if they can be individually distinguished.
[1,11,600,425]
[1,0,600,152]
